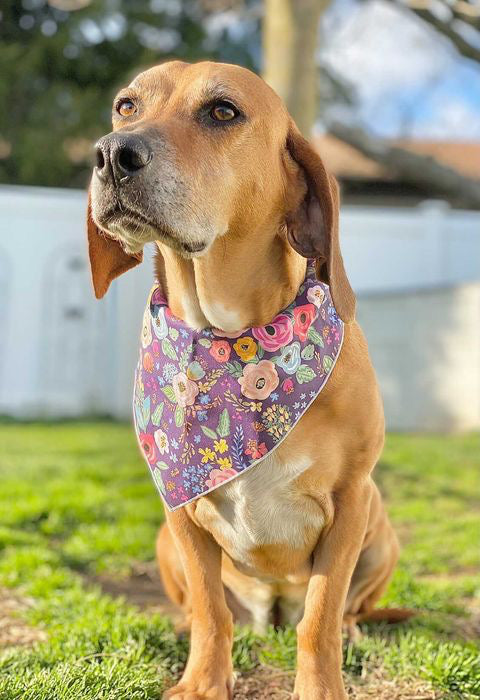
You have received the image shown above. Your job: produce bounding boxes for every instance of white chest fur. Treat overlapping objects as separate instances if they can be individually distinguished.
[194,449,326,577]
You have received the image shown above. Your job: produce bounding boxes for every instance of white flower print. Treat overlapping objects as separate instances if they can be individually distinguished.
[163,363,177,383]
[307,285,325,308]
[152,306,168,340]
[154,429,169,455]
[140,307,152,349]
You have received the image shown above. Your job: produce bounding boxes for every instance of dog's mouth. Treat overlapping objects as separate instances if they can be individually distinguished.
[98,201,208,256]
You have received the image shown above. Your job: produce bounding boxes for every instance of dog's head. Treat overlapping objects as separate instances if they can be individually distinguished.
[88,60,355,322]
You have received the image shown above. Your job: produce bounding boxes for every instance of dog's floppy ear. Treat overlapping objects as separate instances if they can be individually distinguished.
[285,124,356,322]
[87,189,142,299]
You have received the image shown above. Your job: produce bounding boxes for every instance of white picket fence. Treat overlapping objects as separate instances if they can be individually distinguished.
[1,185,479,430]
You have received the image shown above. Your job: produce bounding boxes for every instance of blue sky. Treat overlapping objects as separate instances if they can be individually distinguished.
[321,0,480,140]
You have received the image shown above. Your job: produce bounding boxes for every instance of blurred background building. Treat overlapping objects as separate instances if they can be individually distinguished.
[1,0,479,430]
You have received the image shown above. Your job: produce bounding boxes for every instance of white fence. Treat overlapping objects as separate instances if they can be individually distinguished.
[1,185,479,430]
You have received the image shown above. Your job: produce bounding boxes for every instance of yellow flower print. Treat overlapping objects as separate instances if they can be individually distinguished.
[233,336,258,361]
[214,439,228,454]
[262,404,292,442]
[199,447,215,463]
[216,457,233,470]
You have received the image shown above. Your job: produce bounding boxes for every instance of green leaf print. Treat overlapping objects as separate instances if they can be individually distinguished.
[151,403,164,426]
[179,345,193,372]
[152,468,166,494]
[296,365,316,384]
[134,403,146,433]
[142,396,151,427]
[217,408,231,438]
[225,361,244,379]
[323,355,334,373]
[161,338,178,361]
[201,426,218,440]
[156,461,169,470]
[301,344,315,360]
[169,327,179,341]
[174,405,185,427]
[198,338,212,348]
[307,327,324,347]
[161,385,177,403]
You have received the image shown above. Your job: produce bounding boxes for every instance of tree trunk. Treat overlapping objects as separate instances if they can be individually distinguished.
[262,0,331,137]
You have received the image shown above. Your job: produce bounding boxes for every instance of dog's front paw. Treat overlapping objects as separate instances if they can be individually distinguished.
[292,670,347,700]
[163,671,234,700]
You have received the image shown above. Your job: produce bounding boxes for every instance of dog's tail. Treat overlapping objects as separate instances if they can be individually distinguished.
[356,607,417,624]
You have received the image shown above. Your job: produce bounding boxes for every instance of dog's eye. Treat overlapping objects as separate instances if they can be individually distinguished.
[209,101,238,122]
[116,99,136,117]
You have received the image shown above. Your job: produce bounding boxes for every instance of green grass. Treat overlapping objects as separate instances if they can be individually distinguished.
[0,423,478,699]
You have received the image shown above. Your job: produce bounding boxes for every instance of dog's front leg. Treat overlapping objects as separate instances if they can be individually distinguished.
[163,509,234,700]
[293,480,373,700]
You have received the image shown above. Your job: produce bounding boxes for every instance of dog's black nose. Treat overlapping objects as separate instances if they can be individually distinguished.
[95,132,152,182]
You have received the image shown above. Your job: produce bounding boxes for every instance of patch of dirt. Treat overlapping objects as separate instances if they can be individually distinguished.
[345,670,441,700]
[86,562,183,625]
[454,598,480,641]
[233,668,293,699]
[89,565,445,699]
[86,562,251,626]
[0,588,47,648]
[232,668,441,700]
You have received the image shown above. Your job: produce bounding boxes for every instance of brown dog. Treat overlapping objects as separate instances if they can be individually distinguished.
[87,61,401,700]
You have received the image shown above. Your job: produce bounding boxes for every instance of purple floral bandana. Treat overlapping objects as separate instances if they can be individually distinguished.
[133,264,344,511]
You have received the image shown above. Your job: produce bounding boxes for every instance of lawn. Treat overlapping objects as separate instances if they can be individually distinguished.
[0,422,478,699]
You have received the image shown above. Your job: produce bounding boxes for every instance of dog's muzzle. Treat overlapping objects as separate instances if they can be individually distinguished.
[94,132,153,185]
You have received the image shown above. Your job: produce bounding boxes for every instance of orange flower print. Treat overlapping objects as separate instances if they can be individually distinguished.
[143,352,154,373]
[209,340,231,363]
[233,337,257,361]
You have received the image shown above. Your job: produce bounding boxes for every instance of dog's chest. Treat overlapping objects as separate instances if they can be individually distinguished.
[194,451,326,577]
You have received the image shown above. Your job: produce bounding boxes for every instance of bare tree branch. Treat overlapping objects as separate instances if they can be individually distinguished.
[394,0,480,63]
[452,0,480,26]
[328,121,480,208]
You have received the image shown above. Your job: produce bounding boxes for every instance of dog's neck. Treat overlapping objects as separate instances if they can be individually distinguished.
[155,227,306,332]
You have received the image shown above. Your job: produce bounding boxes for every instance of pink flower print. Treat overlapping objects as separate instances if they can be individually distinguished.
[293,304,317,342]
[172,372,199,407]
[237,360,279,400]
[245,441,268,460]
[139,433,156,465]
[252,313,293,352]
[205,468,237,489]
